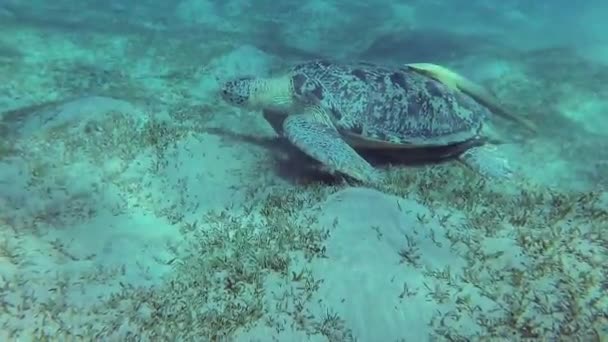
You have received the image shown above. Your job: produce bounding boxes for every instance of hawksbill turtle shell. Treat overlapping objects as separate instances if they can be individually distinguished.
[220,59,534,184]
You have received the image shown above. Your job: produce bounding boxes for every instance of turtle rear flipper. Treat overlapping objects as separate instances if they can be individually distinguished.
[283,107,382,184]
[458,144,513,179]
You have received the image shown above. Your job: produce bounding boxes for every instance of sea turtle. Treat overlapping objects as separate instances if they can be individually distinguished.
[219,60,535,184]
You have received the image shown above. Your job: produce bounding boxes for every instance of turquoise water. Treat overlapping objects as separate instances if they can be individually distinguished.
[0,1,607,340]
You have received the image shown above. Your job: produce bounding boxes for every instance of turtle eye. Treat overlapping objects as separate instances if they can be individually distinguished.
[220,77,254,106]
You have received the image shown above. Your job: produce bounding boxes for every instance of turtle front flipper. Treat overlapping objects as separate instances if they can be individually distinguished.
[283,107,383,184]
[406,63,537,133]
[458,145,513,180]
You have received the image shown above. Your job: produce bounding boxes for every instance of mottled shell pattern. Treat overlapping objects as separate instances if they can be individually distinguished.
[288,60,491,146]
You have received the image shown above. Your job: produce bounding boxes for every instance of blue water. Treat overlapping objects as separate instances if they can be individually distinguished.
[1,1,607,340]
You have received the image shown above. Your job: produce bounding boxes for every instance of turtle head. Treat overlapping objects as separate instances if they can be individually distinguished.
[220,77,257,108]
[220,75,295,112]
